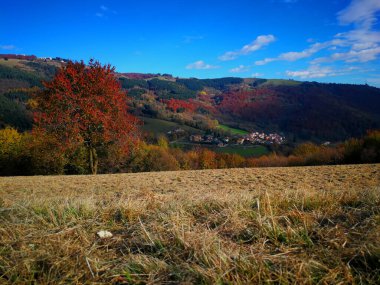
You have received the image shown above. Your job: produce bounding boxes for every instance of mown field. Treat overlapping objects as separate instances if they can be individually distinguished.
[139,117,204,135]
[217,124,249,135]
[212,145,269,157]
[0,164,379,284]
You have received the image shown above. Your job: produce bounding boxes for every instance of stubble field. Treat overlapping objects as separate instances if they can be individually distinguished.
[0,164,379,284]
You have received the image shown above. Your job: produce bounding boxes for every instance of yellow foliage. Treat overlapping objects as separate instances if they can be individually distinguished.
[157,135,169,149]
[293,142,320,156]
[0,127,23,156]
[27,98,39,110]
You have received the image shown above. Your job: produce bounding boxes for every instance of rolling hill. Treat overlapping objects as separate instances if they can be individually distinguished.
[1,55,379,142]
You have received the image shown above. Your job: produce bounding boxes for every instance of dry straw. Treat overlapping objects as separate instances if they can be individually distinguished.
[0,164,379,284]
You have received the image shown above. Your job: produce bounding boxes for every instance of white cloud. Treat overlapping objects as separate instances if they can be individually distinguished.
[255,41,334,65]
[241,35,276,53]
[255,0,380,67]
[219,35,276,61]
[255,58,276,65]
[322,0,380,63]
[186,60,219,70]
[286,66,333,79]
[96,5,116,18]
[337,0,380,27]
[0,45,16,50]
[286,65,359,79]
[310,1,380,65]
[229,65,250,73]
[313,46,380,64]
[280,42,327,60]
[219,52,238,61]
[334,29,380,49]
[251,72,263,77]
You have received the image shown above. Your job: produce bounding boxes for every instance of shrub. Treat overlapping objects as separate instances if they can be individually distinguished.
[25,131,67,175]
[0,127,24,175]
[343,138,363,164]
[361,130,380,162]
[128,143,180,172]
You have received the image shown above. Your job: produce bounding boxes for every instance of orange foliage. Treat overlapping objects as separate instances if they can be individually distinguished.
[33,60,139,174]
[164,99,197,113]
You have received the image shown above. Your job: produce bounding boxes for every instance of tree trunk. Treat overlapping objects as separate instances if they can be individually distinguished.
[88,147,98,175]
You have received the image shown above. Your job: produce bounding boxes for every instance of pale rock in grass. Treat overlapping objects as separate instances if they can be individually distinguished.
[97,230,113,239]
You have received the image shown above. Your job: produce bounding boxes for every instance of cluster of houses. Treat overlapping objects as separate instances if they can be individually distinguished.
[188,131,285,147]
[38,56,70,63]
[243,132,285,145]
[167,128,187,140]
[189,134,229,147]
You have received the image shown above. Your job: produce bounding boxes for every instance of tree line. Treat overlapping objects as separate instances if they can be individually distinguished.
[0,126,379,176]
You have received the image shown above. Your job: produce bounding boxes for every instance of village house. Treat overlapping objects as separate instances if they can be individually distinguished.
[204,135,214,143]
[236,138,245,145]
[189,134,202,142]
[244,131,285,145]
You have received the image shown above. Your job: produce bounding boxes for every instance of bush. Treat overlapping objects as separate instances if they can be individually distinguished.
[0,128,68,176]
[0,127,25,175]
[64,147,88,175]
[361,130,380,162]
[343,138,363,164]
[128,143,180,172]
[293,142,320,156]
[25,131,67,175]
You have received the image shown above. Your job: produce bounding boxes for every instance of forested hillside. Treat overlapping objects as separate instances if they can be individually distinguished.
[1,57,379,142]
[117,73,380,141]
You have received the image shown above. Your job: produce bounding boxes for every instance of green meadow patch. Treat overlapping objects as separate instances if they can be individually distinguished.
[217,124,249,135]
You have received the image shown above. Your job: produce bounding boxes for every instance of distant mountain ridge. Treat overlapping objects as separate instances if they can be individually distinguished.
[0,56,379,142]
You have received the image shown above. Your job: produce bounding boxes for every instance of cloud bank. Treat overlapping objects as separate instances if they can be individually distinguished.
[219,35,276,61]
[186,60,219,70]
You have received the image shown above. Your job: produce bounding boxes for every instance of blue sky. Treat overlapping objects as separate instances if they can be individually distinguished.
[1,0,380,86]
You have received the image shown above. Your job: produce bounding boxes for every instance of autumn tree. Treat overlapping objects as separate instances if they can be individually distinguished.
[33,60,138,174]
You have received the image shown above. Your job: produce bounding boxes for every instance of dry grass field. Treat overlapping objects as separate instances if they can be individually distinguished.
[0,164,379,284]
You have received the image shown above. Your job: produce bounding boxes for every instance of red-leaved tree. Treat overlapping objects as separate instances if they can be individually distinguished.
[33,59,139,174]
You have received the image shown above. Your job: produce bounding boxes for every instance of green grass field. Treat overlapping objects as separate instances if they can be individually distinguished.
[213,145,269,157]
[261,79,302,86]
[0,58,24,68]
[141,119,267,158]
[172,142,270,158]
[140,117,204,135]
[217,124,249,135]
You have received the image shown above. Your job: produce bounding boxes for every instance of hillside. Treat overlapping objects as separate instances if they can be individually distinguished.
[0,164,379,283]
[1,56,380,142]
[0,57,59,130]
